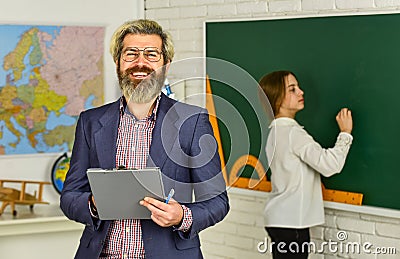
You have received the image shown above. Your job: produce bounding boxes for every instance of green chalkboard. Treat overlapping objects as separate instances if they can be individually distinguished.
[206,13,400,211]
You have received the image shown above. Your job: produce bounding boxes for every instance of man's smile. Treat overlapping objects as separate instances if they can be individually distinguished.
[131,71,150,79]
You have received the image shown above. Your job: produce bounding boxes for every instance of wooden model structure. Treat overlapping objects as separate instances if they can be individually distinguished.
[0,179,51,216]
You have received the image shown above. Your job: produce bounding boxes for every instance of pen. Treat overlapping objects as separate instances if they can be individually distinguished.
[165,188,175,204]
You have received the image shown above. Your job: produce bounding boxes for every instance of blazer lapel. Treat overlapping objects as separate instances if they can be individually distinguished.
[92,96,179,170]
[147,94,179,170]
[94,100,120,169]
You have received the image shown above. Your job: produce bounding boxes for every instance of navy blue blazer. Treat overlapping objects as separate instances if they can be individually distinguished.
[60,93,229,259]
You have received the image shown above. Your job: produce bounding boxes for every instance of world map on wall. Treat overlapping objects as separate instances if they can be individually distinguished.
[0,25,104,155]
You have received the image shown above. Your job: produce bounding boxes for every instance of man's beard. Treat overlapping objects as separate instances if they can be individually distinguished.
[118,65,166,104]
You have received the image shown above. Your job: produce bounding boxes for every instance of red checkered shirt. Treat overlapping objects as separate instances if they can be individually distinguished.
[99,96,193,259]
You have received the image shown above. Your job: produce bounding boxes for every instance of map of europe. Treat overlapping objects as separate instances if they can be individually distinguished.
[0,25,104,155]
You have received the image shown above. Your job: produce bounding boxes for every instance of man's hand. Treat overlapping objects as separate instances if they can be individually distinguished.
[140,197,183,227]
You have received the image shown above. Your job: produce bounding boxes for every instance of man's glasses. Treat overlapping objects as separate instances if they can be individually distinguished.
[122,47,163,62]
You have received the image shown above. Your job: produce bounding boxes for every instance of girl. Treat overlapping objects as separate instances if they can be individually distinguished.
[259,71,353,258]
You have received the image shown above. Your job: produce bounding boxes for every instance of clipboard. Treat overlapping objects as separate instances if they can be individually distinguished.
[87,167,165,220]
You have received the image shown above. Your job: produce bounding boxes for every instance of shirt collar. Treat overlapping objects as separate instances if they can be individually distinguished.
[119,94,161,121]
[269,117,303,128]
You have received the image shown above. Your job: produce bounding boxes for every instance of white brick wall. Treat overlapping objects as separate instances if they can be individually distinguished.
[335,0,375,9]
[144,0,400,258]
[376,0,400,7]
[302,0,335,11]
[268,0,301,12]
[237,2,268,15]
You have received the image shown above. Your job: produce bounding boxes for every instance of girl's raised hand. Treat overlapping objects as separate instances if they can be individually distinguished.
[336,108,353,134]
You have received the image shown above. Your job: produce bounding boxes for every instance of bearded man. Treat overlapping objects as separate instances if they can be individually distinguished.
[60,19,229,259]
